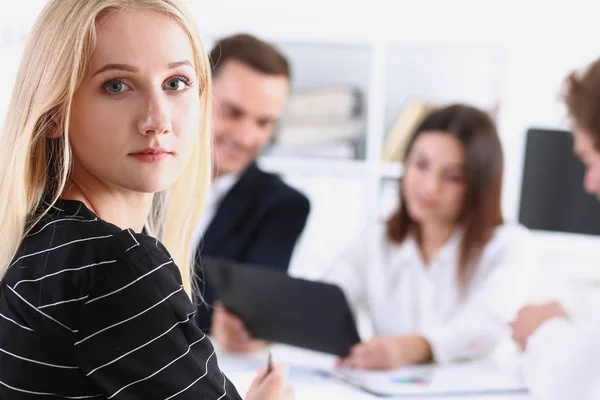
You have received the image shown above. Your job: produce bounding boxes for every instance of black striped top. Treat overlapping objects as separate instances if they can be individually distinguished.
[0,199,242,399]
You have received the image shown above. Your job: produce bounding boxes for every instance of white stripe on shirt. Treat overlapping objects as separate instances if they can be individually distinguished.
[0,378,103,399]
[127,229,139,245]
[75,286,183,345]
[86,311,198,376]
[9,235,113,268]
[0,313,34,332]
[43,201,66,212]
[6,285,77,333]
[164,350,216,400]
[14,260,117,289]
[85,260,173,305]
[38,295,90,310]
[108,336,207,399]
[125,243,139,252]
[26,217,98,237]
[125,229,140,252]
[216,371,228,400]
[0,346,78,369]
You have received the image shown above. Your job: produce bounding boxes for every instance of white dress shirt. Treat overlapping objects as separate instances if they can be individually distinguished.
[323,221,537,364]
[193,173,240,248]
[523,316,600,400]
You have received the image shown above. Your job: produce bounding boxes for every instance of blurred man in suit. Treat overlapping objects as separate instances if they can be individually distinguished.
[194,34,310,352]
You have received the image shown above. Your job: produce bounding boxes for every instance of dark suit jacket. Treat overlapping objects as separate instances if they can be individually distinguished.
[194,162,310,331]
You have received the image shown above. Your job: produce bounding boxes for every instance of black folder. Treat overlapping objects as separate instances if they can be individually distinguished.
[202,257,361,357]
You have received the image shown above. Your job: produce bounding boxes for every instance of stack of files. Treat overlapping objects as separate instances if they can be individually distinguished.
[270,86,364,159]
[323,360,529,397]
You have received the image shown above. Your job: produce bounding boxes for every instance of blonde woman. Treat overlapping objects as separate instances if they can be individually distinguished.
[0,1,291,399]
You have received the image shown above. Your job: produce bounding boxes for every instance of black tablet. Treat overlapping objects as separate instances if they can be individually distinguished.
[202,258,361,357]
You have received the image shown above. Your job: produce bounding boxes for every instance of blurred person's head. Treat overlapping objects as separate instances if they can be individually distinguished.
[387,104,504,283]
[209,34,290,177]
[564,58,600,198]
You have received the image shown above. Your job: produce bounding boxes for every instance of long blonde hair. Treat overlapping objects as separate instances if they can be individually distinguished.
[0,0,212,297]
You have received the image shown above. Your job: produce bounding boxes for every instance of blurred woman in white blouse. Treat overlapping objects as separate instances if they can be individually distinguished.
[324,104,536,371]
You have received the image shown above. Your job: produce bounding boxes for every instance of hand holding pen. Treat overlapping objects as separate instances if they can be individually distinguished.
[245,351,294,400]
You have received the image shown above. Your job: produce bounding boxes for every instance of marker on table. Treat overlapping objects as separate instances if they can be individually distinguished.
[391,376,428,385]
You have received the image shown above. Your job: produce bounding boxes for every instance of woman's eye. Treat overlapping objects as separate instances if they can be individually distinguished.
[444,174,464,183]
[415,160,428,170]
[104,79,131,94]
[163,77,188,91]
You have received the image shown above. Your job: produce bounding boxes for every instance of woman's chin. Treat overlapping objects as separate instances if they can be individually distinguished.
[127,177,178,194]
[406,206,436,224]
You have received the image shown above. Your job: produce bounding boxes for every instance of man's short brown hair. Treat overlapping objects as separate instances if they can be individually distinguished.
[209,33,290,78]
[564,58,600,148]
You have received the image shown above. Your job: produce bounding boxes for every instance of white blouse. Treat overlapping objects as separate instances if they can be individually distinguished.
[523,316,600,400]
[323,221,537,364]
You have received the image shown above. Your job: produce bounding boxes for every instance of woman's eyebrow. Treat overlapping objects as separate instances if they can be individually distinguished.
[93,63,138,77]
[93,60,193,77]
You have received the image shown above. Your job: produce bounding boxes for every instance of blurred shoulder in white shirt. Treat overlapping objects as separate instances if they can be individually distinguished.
[523,315,600,400]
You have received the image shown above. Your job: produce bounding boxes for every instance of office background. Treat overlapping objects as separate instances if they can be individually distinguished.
[2,0,600,305]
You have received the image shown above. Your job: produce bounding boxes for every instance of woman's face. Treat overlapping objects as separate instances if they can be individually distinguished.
[402,131,467,226]
[69,9,201,195]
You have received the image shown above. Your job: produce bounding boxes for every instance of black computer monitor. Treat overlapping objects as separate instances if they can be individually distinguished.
[518,128,600,235]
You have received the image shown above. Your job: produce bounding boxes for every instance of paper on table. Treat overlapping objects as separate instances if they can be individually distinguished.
[216,350,267,375]
[325,360,529,397]
[216,347,335,397]
[226,365,335,398]
[215,343,337,376]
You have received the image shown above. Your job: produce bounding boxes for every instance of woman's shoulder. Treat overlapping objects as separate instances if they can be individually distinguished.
[18,202,160,263]
[29,198,169,251]
[2,201,185,335]
[478,222,535,263]
[490,222,533,244]
[4,200,173,299]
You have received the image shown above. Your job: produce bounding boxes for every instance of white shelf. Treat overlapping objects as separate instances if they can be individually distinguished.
[258,156,404,180]
[257,156,368,178]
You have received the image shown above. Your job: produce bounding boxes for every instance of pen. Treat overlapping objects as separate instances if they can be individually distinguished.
[266,351,273,375]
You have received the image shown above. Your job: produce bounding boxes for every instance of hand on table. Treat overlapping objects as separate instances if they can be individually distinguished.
[211,303,269,353]
[336,335,433,370]
[510,301,569,351]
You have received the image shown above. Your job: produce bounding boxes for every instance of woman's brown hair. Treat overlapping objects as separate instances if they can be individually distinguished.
[386,104,504,285]
[563,58,600,148]
[209,33,290,79]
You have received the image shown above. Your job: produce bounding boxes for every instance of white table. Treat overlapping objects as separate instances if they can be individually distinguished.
[214,344,533,400]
